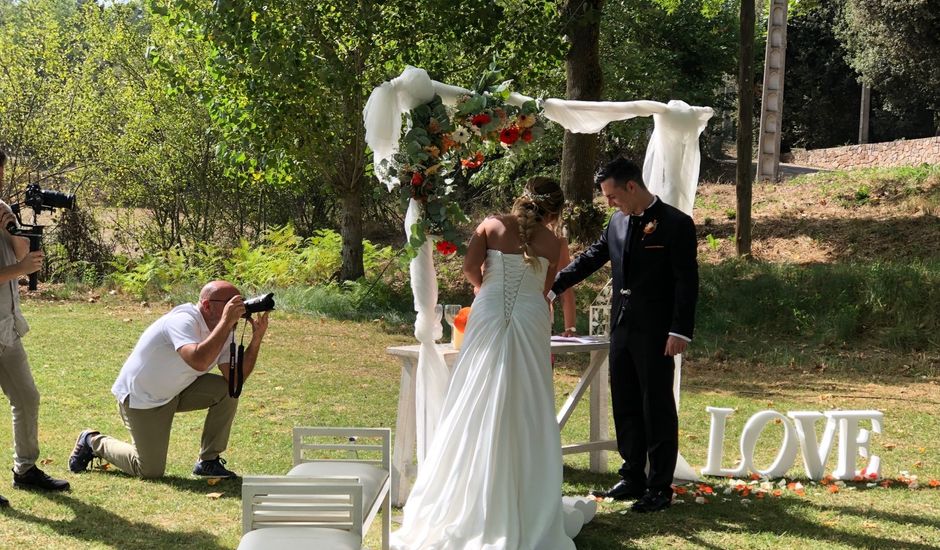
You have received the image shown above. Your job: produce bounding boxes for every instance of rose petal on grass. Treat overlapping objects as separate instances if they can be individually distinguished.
[207,492,224,499]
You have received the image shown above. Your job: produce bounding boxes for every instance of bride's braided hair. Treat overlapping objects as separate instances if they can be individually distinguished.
[511,177,565,266]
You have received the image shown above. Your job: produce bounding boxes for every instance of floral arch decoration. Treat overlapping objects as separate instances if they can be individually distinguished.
[364,66,713,472]
[387,82,546,256]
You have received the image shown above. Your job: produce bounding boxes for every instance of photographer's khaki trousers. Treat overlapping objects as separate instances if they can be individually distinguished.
[90,373,238,479]
[0,338,40,475]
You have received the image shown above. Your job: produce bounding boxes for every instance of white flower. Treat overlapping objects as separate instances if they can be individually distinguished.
[740,499,751,505]
[695,496,706,504]
[450,127,471,144]
[469,124,482,136]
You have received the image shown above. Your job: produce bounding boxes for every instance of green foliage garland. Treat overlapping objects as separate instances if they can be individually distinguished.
[390,79,545,257]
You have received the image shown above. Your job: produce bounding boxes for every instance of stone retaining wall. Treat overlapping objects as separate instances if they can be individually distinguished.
[784,136,940,169]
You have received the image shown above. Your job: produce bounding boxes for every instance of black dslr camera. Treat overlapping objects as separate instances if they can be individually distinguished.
[7,181,77,290]
[243,292,275,318]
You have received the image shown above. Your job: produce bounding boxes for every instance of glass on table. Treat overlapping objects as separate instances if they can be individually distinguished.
[433,304,444,342]
[444,304,461,345]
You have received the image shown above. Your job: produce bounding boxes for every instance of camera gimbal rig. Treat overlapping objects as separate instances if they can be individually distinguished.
[7,179,75,291]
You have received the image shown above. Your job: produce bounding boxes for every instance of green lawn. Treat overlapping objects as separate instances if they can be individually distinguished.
[0,298,938,549]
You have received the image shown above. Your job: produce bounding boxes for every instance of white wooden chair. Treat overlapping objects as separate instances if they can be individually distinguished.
[239,427,392,550]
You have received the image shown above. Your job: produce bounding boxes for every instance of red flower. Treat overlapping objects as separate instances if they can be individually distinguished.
[436,240,457,255]
[499,126,520,145]
[470,113,491,127]
[461,152,484,170]
[521,128,533,143]
[411,172,424,186]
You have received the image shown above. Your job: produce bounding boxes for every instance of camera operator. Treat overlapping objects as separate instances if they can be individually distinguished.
[0,149,70,508]
[68,280,269,479]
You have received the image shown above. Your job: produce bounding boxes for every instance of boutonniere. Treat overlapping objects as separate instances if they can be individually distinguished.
[642,219,658,239]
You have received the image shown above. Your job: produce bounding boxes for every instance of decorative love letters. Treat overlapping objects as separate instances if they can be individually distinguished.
[701,407,884,481]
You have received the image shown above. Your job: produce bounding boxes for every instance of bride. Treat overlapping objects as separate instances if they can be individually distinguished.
[391,177,591,550]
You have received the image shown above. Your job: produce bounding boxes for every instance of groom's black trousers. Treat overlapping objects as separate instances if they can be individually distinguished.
[609,323,678,494]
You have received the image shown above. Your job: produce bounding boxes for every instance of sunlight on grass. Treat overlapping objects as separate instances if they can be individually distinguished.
[0,300,937,549]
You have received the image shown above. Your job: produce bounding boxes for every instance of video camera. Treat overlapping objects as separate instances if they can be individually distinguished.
[7,181,76,291]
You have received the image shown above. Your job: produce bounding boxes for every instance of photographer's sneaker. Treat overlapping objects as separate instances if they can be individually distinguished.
[12,466,70,491]
[69,429,100,473]
[193,457,237,479]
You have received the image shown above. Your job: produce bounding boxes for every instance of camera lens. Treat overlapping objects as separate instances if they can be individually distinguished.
[243,292,275,317]
[40,189,76,210]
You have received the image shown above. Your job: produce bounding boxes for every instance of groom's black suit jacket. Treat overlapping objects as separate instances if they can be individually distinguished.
[552,197,698,339]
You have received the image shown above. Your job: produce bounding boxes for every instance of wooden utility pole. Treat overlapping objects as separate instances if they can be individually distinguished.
[859,83,871,144]
[736,0,756,257]
[756,0,789,182]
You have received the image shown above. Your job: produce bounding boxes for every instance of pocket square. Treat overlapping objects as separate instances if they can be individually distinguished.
[644,245,665,249]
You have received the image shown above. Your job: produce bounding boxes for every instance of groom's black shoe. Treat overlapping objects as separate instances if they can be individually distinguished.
[592,480,645,500]
[631,490,672,513]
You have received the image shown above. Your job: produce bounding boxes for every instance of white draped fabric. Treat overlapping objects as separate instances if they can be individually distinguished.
[363,66,711,481]
[405,199,450,464]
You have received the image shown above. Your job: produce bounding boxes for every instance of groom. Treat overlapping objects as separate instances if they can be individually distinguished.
[550,157,698,513]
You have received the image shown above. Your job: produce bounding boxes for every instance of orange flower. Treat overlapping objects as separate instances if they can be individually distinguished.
[461,152,484,169]
[674,486,688,495]
[929,479,940,488]
[749,473,761,481]
[440,134,456,153]
[827,484,839,494]
[454,307,472,333]
[821,475,834,485]
[772,489,783,497]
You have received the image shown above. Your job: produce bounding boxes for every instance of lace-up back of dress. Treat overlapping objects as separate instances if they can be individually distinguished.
[483,250,547,321]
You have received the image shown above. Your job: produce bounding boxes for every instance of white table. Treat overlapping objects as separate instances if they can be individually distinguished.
[386,340,615,506]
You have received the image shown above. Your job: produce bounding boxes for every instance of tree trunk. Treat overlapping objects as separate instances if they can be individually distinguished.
[735,0,755,258]
[338,183,365,281]
[561,0,604,244]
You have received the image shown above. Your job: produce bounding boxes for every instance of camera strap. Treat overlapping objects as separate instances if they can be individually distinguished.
[227,324,246,398]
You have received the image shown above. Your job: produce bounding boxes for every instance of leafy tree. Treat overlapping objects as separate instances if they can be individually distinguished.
[155,0,565,281]
[598,0,738,157]
[0,0,96,197]
[838,0,940,124]
[783,0,936,149]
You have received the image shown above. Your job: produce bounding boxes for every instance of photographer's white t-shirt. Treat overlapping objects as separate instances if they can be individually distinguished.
[112,303,229,409]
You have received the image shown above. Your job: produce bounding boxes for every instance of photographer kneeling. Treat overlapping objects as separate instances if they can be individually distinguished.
[69,280,269,479]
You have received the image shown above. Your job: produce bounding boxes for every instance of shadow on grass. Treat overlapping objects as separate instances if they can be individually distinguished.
[80,469,242,500]
[563,467,940,549]
[151,474,242,499]
[1,492,228,550]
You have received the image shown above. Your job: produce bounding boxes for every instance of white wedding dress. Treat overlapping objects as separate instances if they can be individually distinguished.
[392,250,592,550]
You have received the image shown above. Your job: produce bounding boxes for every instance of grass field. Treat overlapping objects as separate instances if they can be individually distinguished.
[0,297,937,549]
[0,166,938,548]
